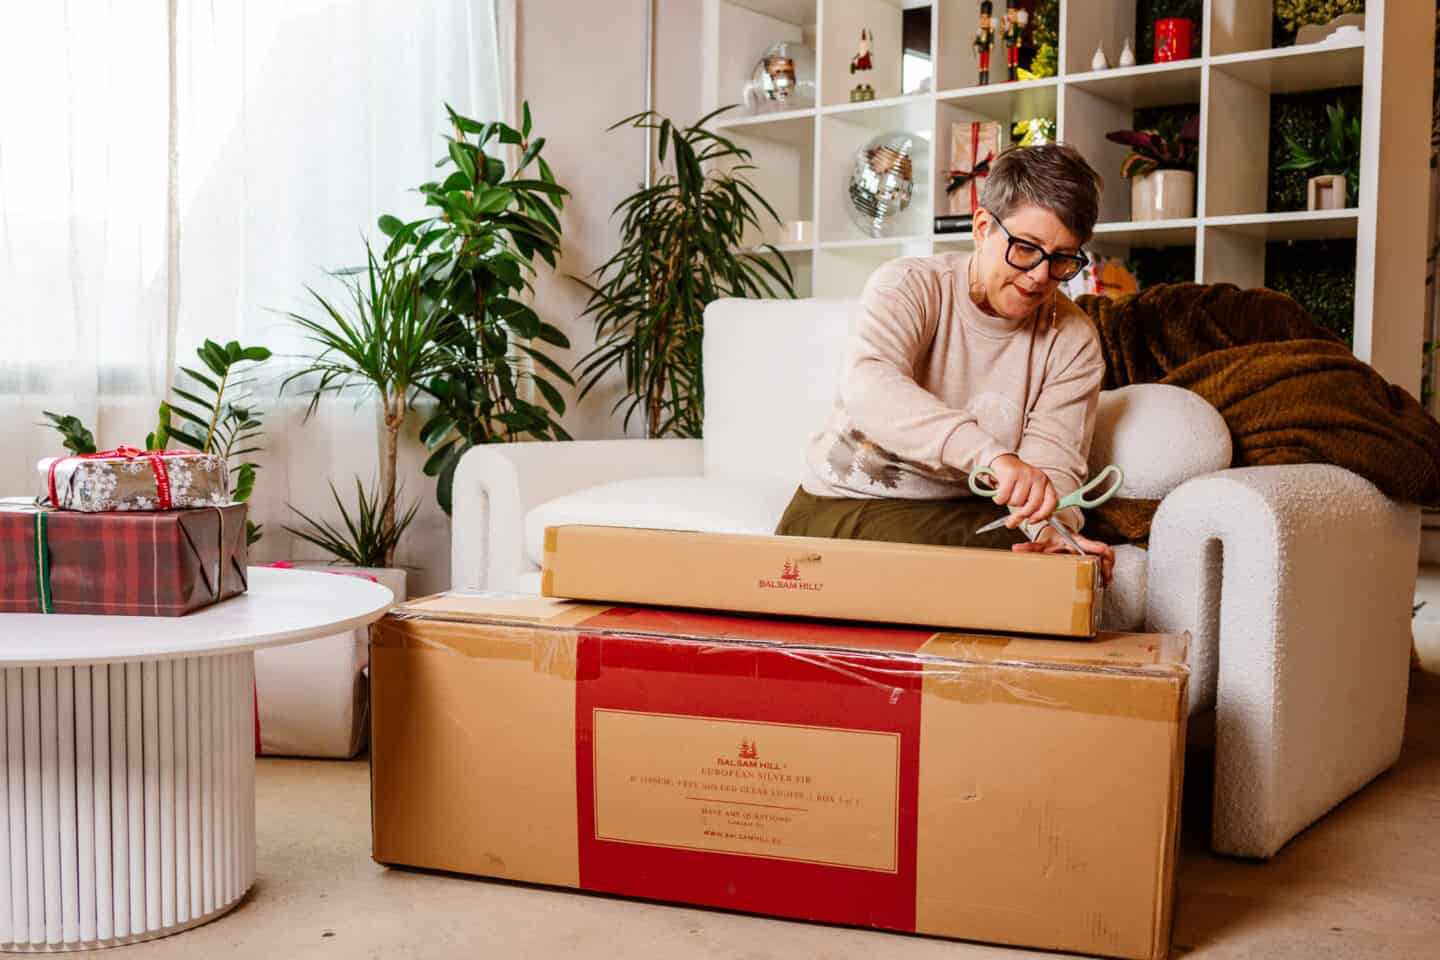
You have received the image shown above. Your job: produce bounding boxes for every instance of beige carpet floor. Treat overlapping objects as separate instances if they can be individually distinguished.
[109,665,1440,958]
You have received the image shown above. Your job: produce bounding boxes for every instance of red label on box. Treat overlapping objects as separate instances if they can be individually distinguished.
[574,612,924,930]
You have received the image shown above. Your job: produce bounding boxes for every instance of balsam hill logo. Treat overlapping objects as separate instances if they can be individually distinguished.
[758,556,823,592]
[716,737,786,770]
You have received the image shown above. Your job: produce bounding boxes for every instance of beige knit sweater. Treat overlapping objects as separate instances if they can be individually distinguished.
[802,252,1105,532]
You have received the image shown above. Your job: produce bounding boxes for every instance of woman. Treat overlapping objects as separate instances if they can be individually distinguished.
[776,142,1115,582]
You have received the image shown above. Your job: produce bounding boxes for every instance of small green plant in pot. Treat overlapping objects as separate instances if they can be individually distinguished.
[1276,100,1360,209]
[283,477,419,568]
[282,245,451,568]
[1106,114,1200,222]
[575,108,796,439]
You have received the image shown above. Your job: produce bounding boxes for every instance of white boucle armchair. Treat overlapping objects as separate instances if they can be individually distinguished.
[450,297,1421,858]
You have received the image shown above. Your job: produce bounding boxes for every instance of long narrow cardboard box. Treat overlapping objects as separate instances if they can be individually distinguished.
[371,593,1189,960]
[541,525,1104,637]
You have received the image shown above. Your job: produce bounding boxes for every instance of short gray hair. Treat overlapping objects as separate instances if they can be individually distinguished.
[977,143,1103,244]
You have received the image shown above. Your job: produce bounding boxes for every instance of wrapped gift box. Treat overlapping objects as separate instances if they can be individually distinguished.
[0,501,248,615]
[541,525,1104,638]
[371,593,1189,960]
[946,120,1003,218]
[40,447,230,512]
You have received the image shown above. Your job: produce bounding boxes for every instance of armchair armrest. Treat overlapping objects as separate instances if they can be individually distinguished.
[450,438,703,592]
[1145,464,1420,856]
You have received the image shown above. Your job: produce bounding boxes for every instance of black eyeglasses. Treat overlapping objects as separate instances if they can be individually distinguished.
[986,211,1089,282]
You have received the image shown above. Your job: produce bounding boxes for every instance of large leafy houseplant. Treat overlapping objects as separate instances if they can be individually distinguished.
[1276,100,1361,206]
[380,103,573,514]
[282,245,450,567]
[1105,114,1201,180]
[575,108,796,439]
[43,339,272,544]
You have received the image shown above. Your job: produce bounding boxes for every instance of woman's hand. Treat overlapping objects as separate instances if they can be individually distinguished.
[985,454,1059,528]
[1013,525,1116,585]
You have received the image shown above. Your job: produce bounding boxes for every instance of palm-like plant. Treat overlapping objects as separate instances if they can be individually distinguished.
[281,245,451,566]
[575,108,796,439]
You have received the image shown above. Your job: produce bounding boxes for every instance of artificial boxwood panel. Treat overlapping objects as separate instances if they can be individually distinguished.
[1265,238,1356,344]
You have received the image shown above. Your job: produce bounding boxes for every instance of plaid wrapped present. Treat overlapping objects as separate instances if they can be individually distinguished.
[40,446,230,512]
[0,500,248,616]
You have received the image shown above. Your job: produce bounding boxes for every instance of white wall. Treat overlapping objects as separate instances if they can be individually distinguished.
[516,0,703,440]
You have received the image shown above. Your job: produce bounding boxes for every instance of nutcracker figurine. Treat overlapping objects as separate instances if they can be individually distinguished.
[849,28,875,101]
[1004,0,1024,82]
[974,2,995,86]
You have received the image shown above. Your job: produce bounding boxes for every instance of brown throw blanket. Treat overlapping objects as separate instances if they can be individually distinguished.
[1072,283,1440,543]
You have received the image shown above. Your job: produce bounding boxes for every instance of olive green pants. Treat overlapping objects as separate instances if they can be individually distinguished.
[774,486,1028,549]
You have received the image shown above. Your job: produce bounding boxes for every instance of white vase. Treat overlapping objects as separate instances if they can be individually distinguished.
[1131,169,1195,221]
[1306,174,1347,210]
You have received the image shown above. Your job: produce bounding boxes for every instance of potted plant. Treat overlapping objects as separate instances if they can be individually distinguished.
[575,108,796,438]
[282,244,451,575]
[1106,114,1200,222]
[1277,100,1360,210]
[378,103,573,515]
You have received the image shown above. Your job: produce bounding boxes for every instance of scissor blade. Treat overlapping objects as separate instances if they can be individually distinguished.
[974,516,1011,535]
[1049,518,1088,556]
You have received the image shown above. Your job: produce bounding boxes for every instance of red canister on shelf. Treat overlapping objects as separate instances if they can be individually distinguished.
[1154,17,1194,62]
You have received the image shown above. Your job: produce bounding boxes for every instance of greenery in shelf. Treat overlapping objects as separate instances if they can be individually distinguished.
[1277,100,1361,206]
[1106,114,1200,180]
[1272,0,1365,46]
[1268,87,1363,212]
[1266,239,1356,344]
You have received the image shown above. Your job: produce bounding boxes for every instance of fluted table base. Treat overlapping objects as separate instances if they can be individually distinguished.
[1,653,255,951]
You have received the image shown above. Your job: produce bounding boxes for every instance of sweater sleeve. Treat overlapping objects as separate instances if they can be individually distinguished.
[1016,305,1105,534]
[841,262,1014,474]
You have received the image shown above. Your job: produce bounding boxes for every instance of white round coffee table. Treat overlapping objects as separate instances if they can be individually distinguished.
[0,567,392,952]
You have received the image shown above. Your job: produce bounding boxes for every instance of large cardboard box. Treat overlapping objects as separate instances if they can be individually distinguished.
[542,525,1104,638]
[371,594,1189,960]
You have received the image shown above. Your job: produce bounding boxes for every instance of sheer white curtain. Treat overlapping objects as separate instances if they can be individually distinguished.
[1,0,514,594]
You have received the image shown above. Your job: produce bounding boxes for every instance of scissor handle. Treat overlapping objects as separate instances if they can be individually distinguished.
[1058,464,1125,510]
[968,468,1001,498]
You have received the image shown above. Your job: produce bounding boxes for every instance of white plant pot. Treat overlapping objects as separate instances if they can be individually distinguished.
[1130,169,1195,222]
[253,563,405,759]
[1306,174,1347,210]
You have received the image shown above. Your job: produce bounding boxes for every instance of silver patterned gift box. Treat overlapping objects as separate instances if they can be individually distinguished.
[39,448,232,512]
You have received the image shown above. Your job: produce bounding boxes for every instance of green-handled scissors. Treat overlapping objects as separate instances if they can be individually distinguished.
[969,464,1125,556]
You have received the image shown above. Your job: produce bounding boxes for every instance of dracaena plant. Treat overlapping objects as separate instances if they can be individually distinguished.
[380,102,574,515]
[1105,114,1201,179]
[281,244,452,568]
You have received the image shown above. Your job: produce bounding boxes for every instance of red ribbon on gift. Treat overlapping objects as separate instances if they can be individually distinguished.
[946,124,995,215]
[47,445,195,511]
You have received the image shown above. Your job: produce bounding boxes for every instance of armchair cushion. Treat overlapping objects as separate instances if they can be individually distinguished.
[1089,383,1232,500]
[524,474,798,568]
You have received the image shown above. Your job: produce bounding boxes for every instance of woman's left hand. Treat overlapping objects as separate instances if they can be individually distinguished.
[1013,526,1115,585]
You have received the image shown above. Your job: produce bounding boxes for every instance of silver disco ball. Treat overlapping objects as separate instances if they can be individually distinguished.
[847,132,919,238]
[743,41,816,112]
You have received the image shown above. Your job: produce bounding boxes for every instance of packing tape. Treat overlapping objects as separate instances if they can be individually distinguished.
[372,617,580,681]
[921,660,1182,722]
[544,526,560,554]
[1070,559,1097,638]
[542,568,556,597]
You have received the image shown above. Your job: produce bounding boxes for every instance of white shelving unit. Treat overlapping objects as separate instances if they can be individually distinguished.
[700,0,1434,396]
